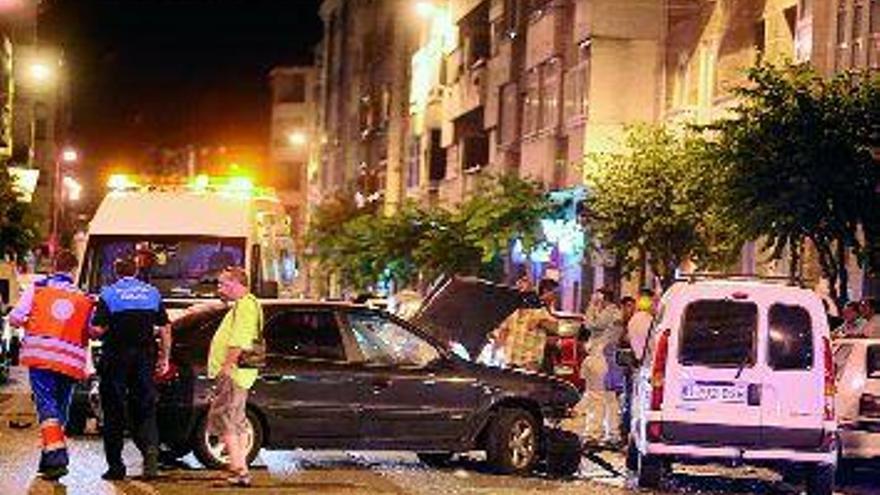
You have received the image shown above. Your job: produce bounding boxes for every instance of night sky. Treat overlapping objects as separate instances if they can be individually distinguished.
[39,0,323,184]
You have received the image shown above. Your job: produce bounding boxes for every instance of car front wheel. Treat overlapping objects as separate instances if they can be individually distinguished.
[486,408,540,475]
[192,408,263,469]
[805,463,834,495]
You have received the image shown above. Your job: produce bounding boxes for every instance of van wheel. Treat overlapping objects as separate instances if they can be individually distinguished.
[192,409,263,469]
[625,438,638,471]
[486,408,540,475]
[805,463,834,495]
[636,451,665,488]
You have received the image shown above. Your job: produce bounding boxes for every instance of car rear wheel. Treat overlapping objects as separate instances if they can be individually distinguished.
[417,453,454,467]
[192,409,263,469]
[805,463,834,495]
[635,451,665,488]
[486,408,539,475]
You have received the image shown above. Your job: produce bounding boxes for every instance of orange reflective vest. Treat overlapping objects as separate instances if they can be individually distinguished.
[20,286,94,380]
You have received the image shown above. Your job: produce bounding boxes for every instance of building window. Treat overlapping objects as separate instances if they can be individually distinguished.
[499,82,519,146]
[462,135,489,171]
[277,73,306,103]
[429,129,447,181]
[564,44,590,124]
[407,136,420,189]
[540,58,561,132]
[872,0,880,33]
[855,2,865,64]
[283,161,303,191]
[523,69,540,135]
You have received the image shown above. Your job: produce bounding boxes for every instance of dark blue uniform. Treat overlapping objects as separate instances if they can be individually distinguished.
[92,276,168,475]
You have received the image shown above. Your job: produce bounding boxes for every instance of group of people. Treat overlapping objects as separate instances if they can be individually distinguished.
[487,275,654,447]
[833,297,880,339]
[9,250,262,487]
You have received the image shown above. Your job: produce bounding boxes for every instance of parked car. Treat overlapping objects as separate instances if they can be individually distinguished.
[413,276,587,390]
[154,300,581,475]
[625,279,837,495]
[833,337,880,467]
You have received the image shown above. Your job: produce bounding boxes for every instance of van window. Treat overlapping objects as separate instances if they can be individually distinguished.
[680,300,757,367]
[768,304,813,370]
[834,343,854,382]
[868,345,880,378]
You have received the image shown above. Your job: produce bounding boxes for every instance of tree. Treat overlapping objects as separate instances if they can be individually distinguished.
[306,174,552,292]
[584,124,742,287]
[712,64,880,304]
[0,166,40,259]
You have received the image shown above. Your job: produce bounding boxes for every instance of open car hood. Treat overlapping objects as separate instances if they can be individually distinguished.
[411,276,541,357]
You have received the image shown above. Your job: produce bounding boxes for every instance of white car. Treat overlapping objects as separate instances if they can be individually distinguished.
[833,337,880,462]
[626,279,837,495]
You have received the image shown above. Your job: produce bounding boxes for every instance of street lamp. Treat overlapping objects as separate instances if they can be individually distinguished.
[414,1,436,18]
[287,130,308,147]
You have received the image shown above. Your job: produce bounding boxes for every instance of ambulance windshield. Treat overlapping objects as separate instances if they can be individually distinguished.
[81,235,246,298]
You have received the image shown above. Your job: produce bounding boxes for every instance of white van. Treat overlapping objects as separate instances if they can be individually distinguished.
[833,337,880,464]
[77,175,298,314]
[627,279,837,495]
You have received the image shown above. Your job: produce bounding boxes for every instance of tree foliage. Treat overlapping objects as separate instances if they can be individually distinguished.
[711,64,880,303]
[584,124,743,286]
[307,174,552,292]
[0,166,40,259]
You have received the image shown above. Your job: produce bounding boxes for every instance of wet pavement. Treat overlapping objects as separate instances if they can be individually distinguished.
[2,425,880,495]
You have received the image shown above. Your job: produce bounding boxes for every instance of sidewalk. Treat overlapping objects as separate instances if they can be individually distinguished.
[0,366,36,428]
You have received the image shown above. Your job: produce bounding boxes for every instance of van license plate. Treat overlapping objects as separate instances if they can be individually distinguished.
[681,382,746,404]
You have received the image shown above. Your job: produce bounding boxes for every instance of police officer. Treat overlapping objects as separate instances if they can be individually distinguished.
[8,249,94,481]
[91,257,171,480]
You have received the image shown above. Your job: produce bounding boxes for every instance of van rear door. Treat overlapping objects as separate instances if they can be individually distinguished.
[663,298,762,448]
[759,301,825,449]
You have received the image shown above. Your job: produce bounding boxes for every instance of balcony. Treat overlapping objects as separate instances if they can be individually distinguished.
[525,2,568,69]
[444,60,488,121]
[450,0,487,23]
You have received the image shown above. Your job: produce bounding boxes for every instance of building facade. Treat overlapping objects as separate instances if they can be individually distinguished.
[314,0,876,307]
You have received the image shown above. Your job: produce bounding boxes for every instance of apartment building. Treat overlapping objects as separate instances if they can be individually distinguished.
[268,66,320,240]
[316,0,873,306]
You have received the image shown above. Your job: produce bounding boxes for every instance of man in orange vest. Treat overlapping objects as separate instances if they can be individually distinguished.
[8,249,94,481]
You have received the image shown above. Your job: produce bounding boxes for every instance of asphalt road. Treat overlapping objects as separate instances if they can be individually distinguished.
[2,425,880,495]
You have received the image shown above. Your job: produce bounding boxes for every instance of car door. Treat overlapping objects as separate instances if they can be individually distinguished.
[251,307,360,448]
[759,301,825,450]
[343,309,481,450]
[662,296,763,448]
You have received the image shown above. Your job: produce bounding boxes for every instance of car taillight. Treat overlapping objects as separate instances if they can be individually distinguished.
[650,329,671,411]
[823,337,835,421]
[859,393,880,418]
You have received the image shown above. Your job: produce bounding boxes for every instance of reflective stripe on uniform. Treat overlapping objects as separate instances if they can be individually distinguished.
[40,419,66,449]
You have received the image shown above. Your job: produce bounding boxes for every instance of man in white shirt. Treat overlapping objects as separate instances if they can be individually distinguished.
[860,298,880,338]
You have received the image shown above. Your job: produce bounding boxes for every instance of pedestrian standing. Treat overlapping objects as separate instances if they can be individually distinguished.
[206,266,262,487]
[859,298,880,338]
[834,301,865,338]
[487,278,559,372]
[580,288,624,446]
[91,257,171,480]
[8,250,94,481]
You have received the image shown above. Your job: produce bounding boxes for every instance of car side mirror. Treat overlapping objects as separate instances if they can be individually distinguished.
[616,348,637,368]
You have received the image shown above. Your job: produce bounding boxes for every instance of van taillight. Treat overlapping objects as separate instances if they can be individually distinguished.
[859,393,880,418]
[650,329,671,411]
[823,337,835,421]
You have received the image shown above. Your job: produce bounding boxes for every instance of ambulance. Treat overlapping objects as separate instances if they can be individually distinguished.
[77,174,297,315]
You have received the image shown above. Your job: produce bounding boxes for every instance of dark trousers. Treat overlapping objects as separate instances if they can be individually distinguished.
[30,368,75,470]
[98,351,159,470]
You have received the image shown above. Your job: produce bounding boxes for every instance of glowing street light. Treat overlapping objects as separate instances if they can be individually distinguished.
[61,148,78,163]
[414,0,436,18]
[287,130,308,147]
[62,176,82,202]
[28,62,54,85]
